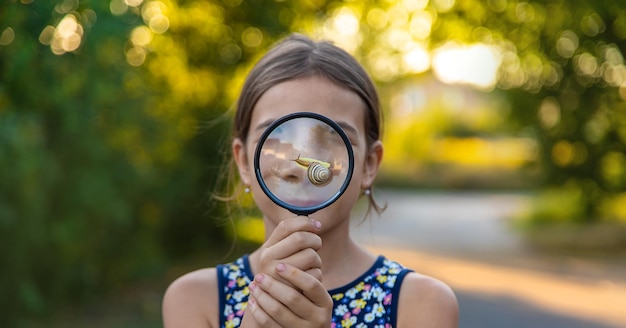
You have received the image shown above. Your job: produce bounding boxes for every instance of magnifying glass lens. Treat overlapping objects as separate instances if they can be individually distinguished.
[254,113,354,215]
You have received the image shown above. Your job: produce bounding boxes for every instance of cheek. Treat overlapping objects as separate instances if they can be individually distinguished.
[351,148,369,177]
[245,143,258,180]
[249,181,286,220]
[337,154,367,204]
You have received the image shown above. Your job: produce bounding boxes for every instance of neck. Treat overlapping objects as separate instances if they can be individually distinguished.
[312,217,376,290]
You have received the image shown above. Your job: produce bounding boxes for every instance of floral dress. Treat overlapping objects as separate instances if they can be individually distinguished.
[216,254,412,328]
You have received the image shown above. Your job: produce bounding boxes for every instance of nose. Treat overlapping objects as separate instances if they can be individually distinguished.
[272,162,305,184]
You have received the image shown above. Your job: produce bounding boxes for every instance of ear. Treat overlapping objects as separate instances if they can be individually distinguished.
[361,140,383,189]
[232,138,252,186]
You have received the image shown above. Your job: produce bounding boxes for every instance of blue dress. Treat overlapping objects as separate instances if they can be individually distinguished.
[216,254,413,328]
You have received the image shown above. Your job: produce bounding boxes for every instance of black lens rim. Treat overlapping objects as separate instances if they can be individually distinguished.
[253,112,355,216]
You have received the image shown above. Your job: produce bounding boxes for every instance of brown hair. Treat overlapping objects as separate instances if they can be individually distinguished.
[224,33,385,215]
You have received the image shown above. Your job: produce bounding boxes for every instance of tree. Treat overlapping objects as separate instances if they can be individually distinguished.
[433,0,626,223]
[294,0,626,223]
[0,0,332,324]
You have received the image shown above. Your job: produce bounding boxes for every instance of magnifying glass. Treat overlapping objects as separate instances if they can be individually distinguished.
[254,112,354,216]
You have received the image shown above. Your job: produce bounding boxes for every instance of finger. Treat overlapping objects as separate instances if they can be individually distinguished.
[249,278,303,326]
[305,268,323,282]
[280,247,322,273]
[264,231,322,260]
[245,296,281,328]
[264,216,322,247]
[275,263,333,308]
[254,268,325,320]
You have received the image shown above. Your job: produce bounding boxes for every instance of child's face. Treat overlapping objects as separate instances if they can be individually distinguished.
[233,74,382,230]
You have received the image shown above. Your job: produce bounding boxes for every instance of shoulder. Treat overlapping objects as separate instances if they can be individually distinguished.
[162,267,219,328]
[396,272,459,328]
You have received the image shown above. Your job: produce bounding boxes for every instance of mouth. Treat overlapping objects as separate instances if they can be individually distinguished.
[281,198,325,208]
[262,177,336,208]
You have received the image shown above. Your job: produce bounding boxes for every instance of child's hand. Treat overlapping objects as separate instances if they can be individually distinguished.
[255,216,323,283]
[240,216,328,327]
[244,263,333,328]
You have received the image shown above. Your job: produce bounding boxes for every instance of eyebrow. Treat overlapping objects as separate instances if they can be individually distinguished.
[253,117,359,137]
[336,121,359,137]
[254,119,276,132]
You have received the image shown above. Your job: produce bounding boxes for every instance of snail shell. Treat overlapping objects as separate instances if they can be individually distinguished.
[307,162,331,186]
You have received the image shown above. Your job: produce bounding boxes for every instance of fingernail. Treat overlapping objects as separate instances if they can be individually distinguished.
[276,263,286,272]
[249,281,257,291]
[248,297,256,308]
[255,273,265,283]
[313,219,322,230]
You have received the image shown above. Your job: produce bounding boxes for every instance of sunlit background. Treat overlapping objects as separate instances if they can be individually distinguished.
[1,0,626,326]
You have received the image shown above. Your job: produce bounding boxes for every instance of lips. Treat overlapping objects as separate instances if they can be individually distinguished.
[281,198,326,208]
[262,175,339,208]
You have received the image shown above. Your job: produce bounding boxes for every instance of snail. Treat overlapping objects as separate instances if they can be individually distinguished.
[294,155,332,186]
[307,162,331,186]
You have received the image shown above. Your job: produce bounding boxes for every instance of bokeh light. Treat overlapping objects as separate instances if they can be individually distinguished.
[125,0,144,7]
[142,1,169,34]
[110,0,128,16]
[0,27,15,46]
[538,97,561,130]
[322,6,361,53]
[241,27,263,48]
[402,45,430,74]
[55,0,78,14]
[130,26,152,47]
[126,46,146,66]
[50,14,84,55]
[556,30,578,58]
[432,43,502,90]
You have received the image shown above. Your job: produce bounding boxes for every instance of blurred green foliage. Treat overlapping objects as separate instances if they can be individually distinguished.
[1,2,166,325]
[438,0,626,223]
[2,0,626,326]
[325,0,626,223]
[0,0,312,325]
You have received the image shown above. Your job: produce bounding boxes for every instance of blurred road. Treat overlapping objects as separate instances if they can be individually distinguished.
[351,189,626,328]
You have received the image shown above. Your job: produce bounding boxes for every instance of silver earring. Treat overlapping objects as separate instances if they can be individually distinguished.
[244,186,250,193]
[364,188,371,196]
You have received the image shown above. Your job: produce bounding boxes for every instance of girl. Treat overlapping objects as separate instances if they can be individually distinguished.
[163,33,458,328]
